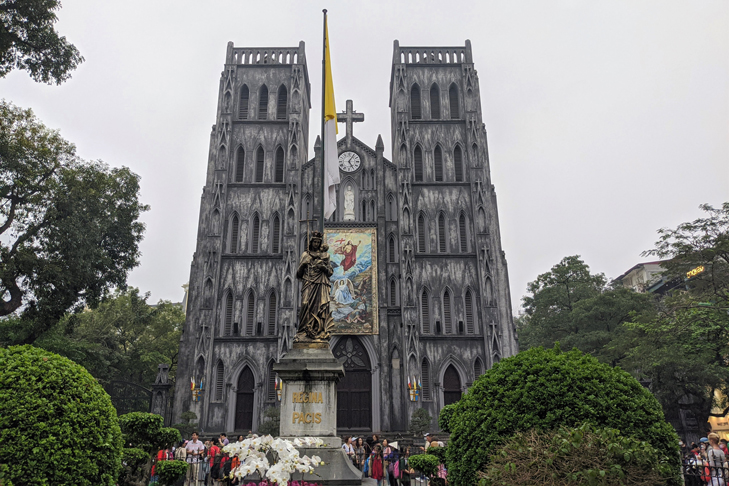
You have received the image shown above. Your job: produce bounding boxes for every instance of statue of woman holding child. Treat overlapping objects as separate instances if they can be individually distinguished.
[295,231,334,343]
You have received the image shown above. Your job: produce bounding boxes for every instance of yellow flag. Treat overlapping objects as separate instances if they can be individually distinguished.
[323,16,339,219]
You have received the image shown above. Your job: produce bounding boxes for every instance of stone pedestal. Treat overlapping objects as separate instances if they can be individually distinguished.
[274,344,362,485]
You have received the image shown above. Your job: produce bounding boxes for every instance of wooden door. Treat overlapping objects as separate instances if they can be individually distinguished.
[235,367,255,431]
[443,365,462,406]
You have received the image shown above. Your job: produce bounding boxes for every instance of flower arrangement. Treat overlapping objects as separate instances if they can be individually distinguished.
[222,435,326,486]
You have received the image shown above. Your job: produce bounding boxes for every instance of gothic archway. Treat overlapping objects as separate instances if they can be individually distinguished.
[235,367,255,431]
[443,365,462,405]
[333,337,372,430]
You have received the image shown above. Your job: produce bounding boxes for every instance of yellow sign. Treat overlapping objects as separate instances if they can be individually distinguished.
[687,266,705,278]
[292,392,323,404]
[292,412,322,424]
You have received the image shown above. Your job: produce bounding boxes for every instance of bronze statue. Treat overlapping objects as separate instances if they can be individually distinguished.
[295,231,334,342]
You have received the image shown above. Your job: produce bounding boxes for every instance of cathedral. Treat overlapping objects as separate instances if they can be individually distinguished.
[173,39,518,434]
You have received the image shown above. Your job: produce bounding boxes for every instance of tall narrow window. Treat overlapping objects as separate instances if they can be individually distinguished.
[255,147,264,182]
[474,357,484,378]
[430,84,441,119]
[267,292,277,335]
[388,236,396,262]
[215,361,224,401]
[411,84,422,119]
[443,290,452,333]
[203,279,213,308]
[449,83,460,119]
[421,289,430,333]
[276,85,287,120]
[258,85,269,120]
[434,146,443,181]
[224,292,233,336]
[438,213,446,252]
[421,359,431,400]
[454,146,463,182]
[459,213,468,252]
[267,362,277,401]
[361,200,367,221]
[465,290,474,334]
[274,147,284,182]
[230,214,239,253]
[235,147,245,182]
[417,213,426,252]
[271,215,281,253]
[390,278,397,306]
[251,215,260,253]
[246,291,255,335]
[238,85,249,119]
[414,146,423,182]
[370,200,375,222]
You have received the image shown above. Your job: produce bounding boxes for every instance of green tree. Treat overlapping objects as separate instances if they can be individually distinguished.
[0,0,84,84]
[0,101,148,344]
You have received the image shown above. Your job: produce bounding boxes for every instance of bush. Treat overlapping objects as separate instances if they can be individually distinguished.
[479,423,674,485]
[0,345,123,485]
[156,460,188,486]
[446,346,680,486]
[408,454,440,479]
[118,412,181,486]
[258,406,281,436]
[171,410,198,440]
[427,444,448,467]
[438,403,456,433]
[409,408,432,437]
[122,447,150,469]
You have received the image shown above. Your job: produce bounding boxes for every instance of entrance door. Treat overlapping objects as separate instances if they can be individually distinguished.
[333,337,372,430]
[443,365,462,405]
[235,367,254,431]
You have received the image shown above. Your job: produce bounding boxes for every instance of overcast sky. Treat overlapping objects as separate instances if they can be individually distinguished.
[2,1,727,311]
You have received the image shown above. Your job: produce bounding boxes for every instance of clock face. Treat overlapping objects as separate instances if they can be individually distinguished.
[338,151,361,172]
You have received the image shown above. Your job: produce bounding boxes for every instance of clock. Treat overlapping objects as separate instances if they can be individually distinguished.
[338,151,361,172]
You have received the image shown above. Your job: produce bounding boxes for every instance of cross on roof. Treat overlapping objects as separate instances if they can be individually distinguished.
[337,99,364,144]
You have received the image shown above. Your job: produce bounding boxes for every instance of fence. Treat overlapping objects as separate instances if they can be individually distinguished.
[682,454,729,486]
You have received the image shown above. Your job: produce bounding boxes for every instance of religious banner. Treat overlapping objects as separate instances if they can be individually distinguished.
[324,228,378,335]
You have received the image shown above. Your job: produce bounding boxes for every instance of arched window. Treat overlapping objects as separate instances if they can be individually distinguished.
[245,290,256,335]
[274,147,284,182]
[251,214,260,253]
[449,83,460,119]
[258,85,269,120]
[417,213,427,253]
[438,213,446,252]
[276,85,287,120]
[267,361,277,401]
[421,288,431,333]
[388,236,396,262]
[389,278,397,306]
[235,147,245,182]
[271,214,281,253]
[430,84,441,119]
[229,214,239,253]
[387,193,396,221]
[215,361,225,401]
[238,85,249,119]
[224,292,233,336]
[421,358,432,400]
[267,291,277,335]
[443,365,462,405]
[414,146,423,182]
[434,146,443,182]
[459,213,468,252]
[203,278,213,308]
[454,146,463,182]
[465,289,475,334]
[255,147,264,183]
[474,357,484,379]
[411,84,422,119]
[443,289,452,334]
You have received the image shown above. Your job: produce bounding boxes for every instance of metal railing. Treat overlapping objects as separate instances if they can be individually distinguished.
[682,454,729,486]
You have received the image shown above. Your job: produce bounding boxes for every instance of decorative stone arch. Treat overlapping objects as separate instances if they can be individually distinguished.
[338,176,360,222]
[387,233,398,263]
[402,207,411,235]
[386,193,396,221]
[473,356,484,381]
[226,356,263,432]
[438,356,467,408]
[202,277,214,309]
[283,276,293,307]
[388,275,399,306]
[399,143,408,168]
[218,144,227,168]
[289,143,298,169]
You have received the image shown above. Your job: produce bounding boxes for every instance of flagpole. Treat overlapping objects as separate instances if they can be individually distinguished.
[320,9,327,234]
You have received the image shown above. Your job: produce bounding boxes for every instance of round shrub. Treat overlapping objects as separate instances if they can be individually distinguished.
[446,346,680,486]
[156,460,188,486]
[438,403,456,433]
[0,345,123,485]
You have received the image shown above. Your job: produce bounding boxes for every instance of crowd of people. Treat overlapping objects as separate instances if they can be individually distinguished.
[681,433,729,486]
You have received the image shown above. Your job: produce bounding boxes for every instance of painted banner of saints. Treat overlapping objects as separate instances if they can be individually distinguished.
[324,228,378,335]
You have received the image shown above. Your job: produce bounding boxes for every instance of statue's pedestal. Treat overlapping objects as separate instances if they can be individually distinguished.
[274,344,362,485]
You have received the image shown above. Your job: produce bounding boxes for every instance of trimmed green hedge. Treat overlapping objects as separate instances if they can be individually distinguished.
[156,460,188,486]
[446,346,680,486]
[0,345,123,485]
[438,403,456,433]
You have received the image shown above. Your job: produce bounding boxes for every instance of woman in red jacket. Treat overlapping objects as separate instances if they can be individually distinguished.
[370,445,385,485]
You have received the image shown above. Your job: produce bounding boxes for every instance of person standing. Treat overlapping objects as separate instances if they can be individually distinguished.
[218,433,229,447]
[707,433,728,486]
[342,436,355,462]
[371,445,385,486]
[354,437,368,471]
[185,432,205,486]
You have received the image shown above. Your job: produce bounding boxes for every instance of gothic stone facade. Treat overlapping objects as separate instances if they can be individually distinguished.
[174,40,517,434]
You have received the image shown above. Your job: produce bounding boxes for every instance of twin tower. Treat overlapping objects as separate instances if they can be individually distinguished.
[174,40,517,434]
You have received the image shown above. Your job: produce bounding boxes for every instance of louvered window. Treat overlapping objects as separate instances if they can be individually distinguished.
[271,215,281,253]
[421,289,430,333]
[459,214,468,252]
[443,290,452,333]
[251,215,260,253]
[449,84,460,119]
[411,84,422,119]
[421,359,432,400]
[268,362,277,401]
[438,214,446,252]
[238,85,249,119]
[361,200,367,221]
[390,279,397,306]
[246,292,255,335]
[255,148,264,182]
[235,147,245,182]
[230,215,239,253]
[465,290,475,334]
[276,85,287,120]
[417,213,426,252]
[258,85,268,120]
[388,237,396,262]
[268,292,277,335]
[215,361,224,401]
[430,84,441,119]
[274,147,284,182]
[414,147,423,182]
[454,146,463,182]
[224,293,234,336]
[474,358,483,378]
[434,146,443,181]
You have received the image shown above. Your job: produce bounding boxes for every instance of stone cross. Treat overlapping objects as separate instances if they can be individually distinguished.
[337,99,364,144]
